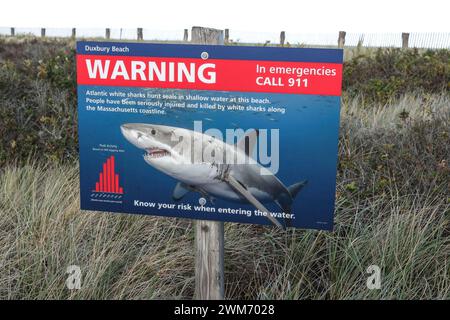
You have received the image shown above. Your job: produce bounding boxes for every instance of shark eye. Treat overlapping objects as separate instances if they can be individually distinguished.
[151,129,156,135]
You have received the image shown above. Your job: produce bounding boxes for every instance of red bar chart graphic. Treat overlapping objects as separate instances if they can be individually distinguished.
[93,155,124,194]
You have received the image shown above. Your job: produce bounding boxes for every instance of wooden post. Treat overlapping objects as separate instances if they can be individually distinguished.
[280,31,285,46]
[10,27,15,36]
[402,32,409,49]
[191,26,224,45]
[41,28,46,38]
[224,29,229,44]
[338,31,346,48]
[71,28,76,39]
[191,26,225,300]
[105,28,111,39]
[137,28,143,41]
[195,220,224,299]
[183,29,189,41]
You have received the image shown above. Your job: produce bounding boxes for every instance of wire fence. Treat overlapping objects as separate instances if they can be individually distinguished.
[1,27,449,49]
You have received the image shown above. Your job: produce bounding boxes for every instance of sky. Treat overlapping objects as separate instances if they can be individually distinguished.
[1,0,449,33]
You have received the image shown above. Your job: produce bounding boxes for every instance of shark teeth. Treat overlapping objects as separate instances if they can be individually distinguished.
[146,148,170,159]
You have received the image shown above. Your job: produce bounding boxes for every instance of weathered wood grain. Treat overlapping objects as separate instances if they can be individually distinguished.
[190,26,225,300]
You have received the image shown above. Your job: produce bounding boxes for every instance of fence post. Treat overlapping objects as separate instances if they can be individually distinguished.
[183,29,189,41]
[338,31,346,48]
[225,29,229,44]
[191,26,225,300]
[280,31,285,46]
[105,28,111,39]
[402,32,409,49]
[10,27,15,36]
[41,28,46,38]
[137,28,143,41]
[71,28,76,39]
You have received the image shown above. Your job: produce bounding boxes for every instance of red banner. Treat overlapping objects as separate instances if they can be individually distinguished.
[77,55,342,96]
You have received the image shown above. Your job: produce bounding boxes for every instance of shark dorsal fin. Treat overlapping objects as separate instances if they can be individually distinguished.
[236,129,259,157]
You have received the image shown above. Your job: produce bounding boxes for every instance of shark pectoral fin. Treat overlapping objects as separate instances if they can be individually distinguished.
[172,182,191,201]
[226,175,284,229]
[236,129,259,158]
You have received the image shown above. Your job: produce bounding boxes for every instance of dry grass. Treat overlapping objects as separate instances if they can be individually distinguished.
[0,94,449,299]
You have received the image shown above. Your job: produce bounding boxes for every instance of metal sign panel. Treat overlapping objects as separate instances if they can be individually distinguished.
[76,41,343,229]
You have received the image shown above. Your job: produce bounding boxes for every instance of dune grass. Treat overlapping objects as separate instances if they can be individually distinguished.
[0,94,448,299]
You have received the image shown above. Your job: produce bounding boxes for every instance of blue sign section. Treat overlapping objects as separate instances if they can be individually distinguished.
[77,41,343,63]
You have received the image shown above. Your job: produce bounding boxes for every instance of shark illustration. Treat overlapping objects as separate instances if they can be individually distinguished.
[120,123,307,228]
